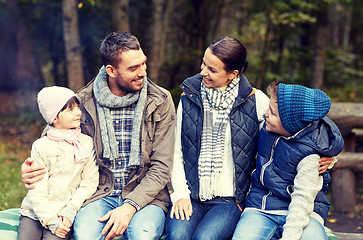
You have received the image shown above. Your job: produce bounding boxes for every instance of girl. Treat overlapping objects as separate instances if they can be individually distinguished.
[18,86,99,240]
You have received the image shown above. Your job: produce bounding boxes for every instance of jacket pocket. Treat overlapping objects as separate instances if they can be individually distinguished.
[46,154,72,176]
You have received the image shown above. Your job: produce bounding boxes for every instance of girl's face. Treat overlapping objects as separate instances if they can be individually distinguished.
[52,103,82,130]
[263,97,290,136]
[200,48,238,88]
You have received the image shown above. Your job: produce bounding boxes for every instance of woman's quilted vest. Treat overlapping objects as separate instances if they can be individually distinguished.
[180,74,259,206]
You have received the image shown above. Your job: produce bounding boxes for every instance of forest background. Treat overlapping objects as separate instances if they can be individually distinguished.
[1,0,362,99]
[0,0,363,232]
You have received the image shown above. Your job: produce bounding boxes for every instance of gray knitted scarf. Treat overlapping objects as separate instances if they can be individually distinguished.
[199,76,240,200]
[93,66,147,166]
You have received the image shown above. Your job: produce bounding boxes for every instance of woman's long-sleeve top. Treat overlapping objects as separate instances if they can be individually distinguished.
[170,88,269,204]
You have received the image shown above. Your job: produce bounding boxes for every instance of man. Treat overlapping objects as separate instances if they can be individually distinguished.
[21,31,176,240]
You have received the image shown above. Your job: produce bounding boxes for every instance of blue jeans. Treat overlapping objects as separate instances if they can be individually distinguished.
[165,197,241,240]
[73,196,165,240]
[232,209,328,240]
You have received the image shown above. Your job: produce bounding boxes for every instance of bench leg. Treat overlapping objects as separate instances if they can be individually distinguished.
[331,169,356,213]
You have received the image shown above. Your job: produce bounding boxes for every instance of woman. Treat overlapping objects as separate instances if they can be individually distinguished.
[166,36,332,240]
[166,36,269,239]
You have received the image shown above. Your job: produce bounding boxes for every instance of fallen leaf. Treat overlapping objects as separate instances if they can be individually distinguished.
[328,218,337,223]
[347,213,355,218]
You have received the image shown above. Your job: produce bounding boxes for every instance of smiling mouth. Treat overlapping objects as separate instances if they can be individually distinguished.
[203,77,212,83]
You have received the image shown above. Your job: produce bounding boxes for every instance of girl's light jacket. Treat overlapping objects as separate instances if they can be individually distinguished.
[20,132,99,233]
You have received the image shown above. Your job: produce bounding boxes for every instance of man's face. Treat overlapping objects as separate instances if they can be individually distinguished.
[107,48,147,97]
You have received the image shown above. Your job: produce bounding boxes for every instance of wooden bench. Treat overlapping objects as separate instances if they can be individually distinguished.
[0,208,346,240]
[334,232,363,240]
[331,152,363,213]
[328,103,363,213]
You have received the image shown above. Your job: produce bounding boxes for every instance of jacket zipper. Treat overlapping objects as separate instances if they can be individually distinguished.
[260,137,280,185]
[260,137,280,210]
[262,191,272,210]
[260,132,302,210]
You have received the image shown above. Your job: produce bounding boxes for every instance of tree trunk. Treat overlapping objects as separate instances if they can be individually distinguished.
[0,0,43,91]
[148,0,169,84]
[62,0,84,92]
[311,1,328,89]
[0,0,18,90]
[328,2,340,48]
[111,0,130,32]
[256,0,274,89]
[341,5,352,49]
[15,25,44,90]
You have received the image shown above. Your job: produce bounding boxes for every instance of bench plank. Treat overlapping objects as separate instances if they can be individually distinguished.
[334,152,363,169]
[334,232,363,240]
[328,103,363,135]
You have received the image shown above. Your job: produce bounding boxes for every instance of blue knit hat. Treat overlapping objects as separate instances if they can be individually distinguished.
[277,83,331,134]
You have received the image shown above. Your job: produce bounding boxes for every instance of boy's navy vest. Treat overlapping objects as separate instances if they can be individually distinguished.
[245,118,343,221]
[179,74,259,206]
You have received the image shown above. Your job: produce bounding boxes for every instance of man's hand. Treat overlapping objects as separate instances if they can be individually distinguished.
[318,157,333,174]
[98,202,137,240]
[21,158,46,189]
[170,198,193,221]
[54,216,71,238]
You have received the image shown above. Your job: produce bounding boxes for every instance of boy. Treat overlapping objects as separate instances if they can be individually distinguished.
[18,86,99,240]
[232,81,343,240]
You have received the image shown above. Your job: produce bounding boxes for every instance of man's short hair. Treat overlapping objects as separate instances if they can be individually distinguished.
[100,31,140,67]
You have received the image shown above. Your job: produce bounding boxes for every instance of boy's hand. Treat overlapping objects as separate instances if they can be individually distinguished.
[318,157,333,174]
[54,217,71,238]
[21,157,46,189]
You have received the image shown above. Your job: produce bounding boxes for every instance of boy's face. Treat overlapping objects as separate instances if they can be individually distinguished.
[264,97,290,136]
[52,103,82,130]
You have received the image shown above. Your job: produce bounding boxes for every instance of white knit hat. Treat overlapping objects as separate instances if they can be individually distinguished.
[37,86,76,124]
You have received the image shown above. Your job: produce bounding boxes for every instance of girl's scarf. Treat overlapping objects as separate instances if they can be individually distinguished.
[93,66,147,166]
[46,126,89,163]
[199,76,240,200]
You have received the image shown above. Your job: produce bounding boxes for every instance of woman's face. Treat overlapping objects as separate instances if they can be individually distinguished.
[200,48,237,88]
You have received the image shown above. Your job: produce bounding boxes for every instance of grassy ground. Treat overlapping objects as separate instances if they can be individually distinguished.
[0,90,42,210]
[0,142,28,210]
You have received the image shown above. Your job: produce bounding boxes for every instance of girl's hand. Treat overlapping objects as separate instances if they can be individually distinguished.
[170,198,193,221]
[54,217,71,238]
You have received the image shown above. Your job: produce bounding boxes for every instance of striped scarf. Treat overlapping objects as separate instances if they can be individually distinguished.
[199,76,240,200]
[93,66,147,166]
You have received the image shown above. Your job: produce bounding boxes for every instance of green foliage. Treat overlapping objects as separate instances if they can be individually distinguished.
[325,84,363,102]
[324,48,363,102]
[325,48,363,85]
[272,0,317,27]
[0,143,28,211]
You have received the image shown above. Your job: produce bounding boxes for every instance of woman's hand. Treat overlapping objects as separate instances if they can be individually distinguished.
[21,158,46,189]
[318,157,334,174]
[170,198,193,221]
